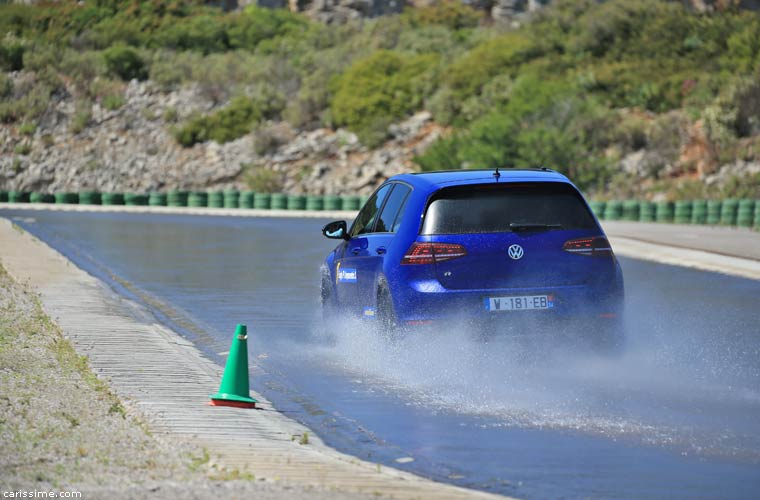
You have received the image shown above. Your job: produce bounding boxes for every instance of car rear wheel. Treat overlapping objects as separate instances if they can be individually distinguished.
[321,276,337,322]
[376,285,398,334]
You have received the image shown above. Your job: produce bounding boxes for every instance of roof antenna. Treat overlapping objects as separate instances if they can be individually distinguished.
[493,167,501,181]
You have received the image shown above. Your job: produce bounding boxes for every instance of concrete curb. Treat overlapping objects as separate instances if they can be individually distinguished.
[0,218,508,500]
[609,236,760,281]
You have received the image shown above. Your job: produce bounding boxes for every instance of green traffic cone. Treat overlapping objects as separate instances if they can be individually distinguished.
[209,324,257,408]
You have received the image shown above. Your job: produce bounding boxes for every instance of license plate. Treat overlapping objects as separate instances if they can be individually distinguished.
[484,294,555,312]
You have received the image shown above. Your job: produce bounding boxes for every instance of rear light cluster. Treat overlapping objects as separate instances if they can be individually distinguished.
[563,236,613,257]
[401,242,467,265]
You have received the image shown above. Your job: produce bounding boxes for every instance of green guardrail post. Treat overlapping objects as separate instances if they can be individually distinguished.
[254,193,272,209]
[149,192,167,206]
[305,195,324,211]
[324,195,342,211]
[167,190,188,207]
[655,201,674,223]
[270,193,287,210]
[720,199,738,226]
[54,192,79,204]
[754,200,760,229]
[208,190,224,208]
[224,189,240,209]
[691,199,707,224]
[639,201,655,222]
[8,191,30,203]
[125,193,148,206]
[674,200,692,224]
[240,191,255,209]
[287,194,306,210]
[188,191,208,207]
[102,192,125,205]
[736,199,755,228]
[622,200,640,221]
[706,200,722,225]
[0,191,8,202]
[604,200,623,221]
[341,195,360,211]
[79,191,101,205]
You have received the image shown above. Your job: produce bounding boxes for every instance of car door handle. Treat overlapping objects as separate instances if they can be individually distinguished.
[352,248,361,255]
[376,247,387,255]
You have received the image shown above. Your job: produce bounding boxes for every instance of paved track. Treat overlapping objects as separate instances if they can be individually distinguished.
[2,203,758,279]
[0,218,508,500]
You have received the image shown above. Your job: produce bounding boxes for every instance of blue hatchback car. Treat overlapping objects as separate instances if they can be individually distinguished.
[321,168,624,345]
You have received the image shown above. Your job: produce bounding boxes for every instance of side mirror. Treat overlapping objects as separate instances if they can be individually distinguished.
[322,220,349,240]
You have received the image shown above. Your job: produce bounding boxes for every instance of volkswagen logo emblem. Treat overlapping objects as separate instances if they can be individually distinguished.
[508,244,524,260]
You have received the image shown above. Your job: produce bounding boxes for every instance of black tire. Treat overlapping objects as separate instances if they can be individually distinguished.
[376,285,399,335]
[321,276,337,322]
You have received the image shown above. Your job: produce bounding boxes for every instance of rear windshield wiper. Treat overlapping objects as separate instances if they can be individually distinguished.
[509,223,563,232]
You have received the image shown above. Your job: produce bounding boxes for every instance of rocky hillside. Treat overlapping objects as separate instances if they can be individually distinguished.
[1,78,444,195]
[1,0,759,200]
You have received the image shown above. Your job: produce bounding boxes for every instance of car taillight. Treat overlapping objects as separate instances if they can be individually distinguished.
[401,242,467,265]
[563,236,613,257]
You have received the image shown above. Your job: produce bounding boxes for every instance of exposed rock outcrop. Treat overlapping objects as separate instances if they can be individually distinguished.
[0,79,445,195]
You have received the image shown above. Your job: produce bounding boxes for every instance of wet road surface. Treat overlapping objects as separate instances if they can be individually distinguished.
[4,210,760,499]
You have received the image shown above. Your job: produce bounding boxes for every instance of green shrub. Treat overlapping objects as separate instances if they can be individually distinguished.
[721,17,760,73]
[60,49,106,94]
[0,73,11,99]
[330,50,438,143]
[444,33,538,102]
[103,45,147,81]
[228,5,307,51]
[415,74,617,190]
[148,49,202,90]
[174,90,284,147]
[414,134,462,171]
[244,165,283,193]
[703,77,760,151]
[102,93,125,110]
[401,1,482,31]
[19,122,36,136]
[0,41,24,71]
[70,101,92,135]
[396,25,462,56]
[163,106,178,123]
[14,141,31,155]
[0,83,53,124]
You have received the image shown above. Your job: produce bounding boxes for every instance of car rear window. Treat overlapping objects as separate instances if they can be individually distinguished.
[421,182,597,235]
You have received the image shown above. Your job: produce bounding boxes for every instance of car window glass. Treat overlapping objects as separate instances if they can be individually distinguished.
[422,182,597,235]
[376,184,411,233]
[350,184,392,237]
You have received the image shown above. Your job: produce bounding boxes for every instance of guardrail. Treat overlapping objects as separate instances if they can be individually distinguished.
[0,190,370,212]
[0,190,758,228]
[587,199,759,228]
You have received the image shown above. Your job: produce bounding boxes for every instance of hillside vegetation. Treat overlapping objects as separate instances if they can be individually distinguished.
[1,0,759,198]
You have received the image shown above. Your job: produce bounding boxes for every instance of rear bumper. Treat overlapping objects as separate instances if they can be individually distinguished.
[391,279,623,325]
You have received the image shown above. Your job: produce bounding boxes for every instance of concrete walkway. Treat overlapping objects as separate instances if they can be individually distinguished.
[0,218,507,500]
